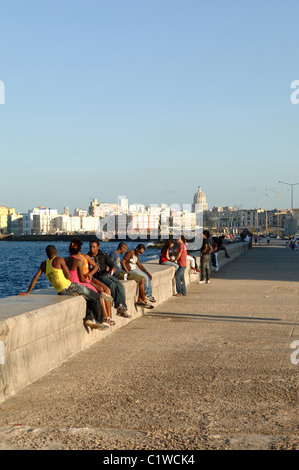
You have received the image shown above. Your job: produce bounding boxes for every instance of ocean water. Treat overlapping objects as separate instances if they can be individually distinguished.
[0,240,161,299]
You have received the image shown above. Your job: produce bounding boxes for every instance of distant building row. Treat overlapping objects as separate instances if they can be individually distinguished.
[1,205,299,239]
[1,186,299,237]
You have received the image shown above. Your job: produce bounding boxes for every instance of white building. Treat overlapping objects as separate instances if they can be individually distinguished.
[192,186,208,212]
[22,207,58,234]
[51,215,100,234]
[118,196,129,212]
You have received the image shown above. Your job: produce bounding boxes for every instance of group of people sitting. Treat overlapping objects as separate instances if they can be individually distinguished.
[19,239,157,330]
[19,232,230,329]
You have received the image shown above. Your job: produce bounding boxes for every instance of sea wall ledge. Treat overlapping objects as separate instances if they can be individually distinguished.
[0,242,249,403]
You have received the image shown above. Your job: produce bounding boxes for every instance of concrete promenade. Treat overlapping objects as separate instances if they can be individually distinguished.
[0,240,298,450]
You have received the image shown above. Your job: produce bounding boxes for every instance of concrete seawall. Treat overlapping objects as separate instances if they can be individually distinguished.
[0,241,249,403]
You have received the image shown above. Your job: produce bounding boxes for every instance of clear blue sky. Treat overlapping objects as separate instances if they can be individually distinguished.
[1,0,299,213]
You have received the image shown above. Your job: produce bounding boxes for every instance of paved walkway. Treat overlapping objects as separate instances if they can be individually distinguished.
[0,240,298,450]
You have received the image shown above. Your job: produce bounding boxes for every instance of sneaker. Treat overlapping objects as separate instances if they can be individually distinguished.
[116,310,131,318]
[144,302,154,309]
[198,281,205,284]
[116,303,126,313]
[206,280,210,284]
[116,306,131,318]
[145,295,156,303]
[84,319,109,330]
[100,292,113,302]
[136,301,154,309]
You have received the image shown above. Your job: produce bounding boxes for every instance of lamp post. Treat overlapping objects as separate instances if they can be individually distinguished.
[266,188,290,238]
[278,181,299,210]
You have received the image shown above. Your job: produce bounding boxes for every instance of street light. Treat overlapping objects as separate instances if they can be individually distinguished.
[266,188,290,238]
[278,181,299,210]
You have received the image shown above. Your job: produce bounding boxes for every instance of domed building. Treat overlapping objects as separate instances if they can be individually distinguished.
[192,186,208,212]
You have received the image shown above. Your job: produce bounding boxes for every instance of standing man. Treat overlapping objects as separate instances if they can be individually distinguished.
[88,240,130,318]
[174,237,187,296]
[18,245,108,330]
[199,230,212,284]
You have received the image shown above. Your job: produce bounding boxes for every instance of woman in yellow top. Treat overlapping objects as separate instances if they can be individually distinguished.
[19,245,108,330]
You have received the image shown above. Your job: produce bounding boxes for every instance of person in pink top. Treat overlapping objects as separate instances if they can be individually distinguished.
[65,246,116,326]
[174,237,187,296]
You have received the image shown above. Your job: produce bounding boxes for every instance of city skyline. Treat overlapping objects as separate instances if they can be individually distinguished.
[1,1,299,213]
[1,184,297,216]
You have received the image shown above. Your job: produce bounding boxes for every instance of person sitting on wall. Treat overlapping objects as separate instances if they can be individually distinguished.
[217,235,230,258]
[159,239,179,271]
[211,236,219,272]
[88,240,131,318]
[68,239,114,318]
[18,245,108,330]
[181,236,200,274]
[121,244,156,304]
[109,242,154,310]
[65,240,115,326]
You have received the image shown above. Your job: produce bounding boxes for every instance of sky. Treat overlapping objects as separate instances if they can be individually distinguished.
[1,0,299,214]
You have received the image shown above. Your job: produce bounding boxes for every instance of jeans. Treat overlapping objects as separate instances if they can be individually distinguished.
[131,267,152,296]
[175,266,186,295]
[59,282,103,322]
[161,261,179,271]
[200,254,211,281]
[211,252,219,270]
[99,274,127,309]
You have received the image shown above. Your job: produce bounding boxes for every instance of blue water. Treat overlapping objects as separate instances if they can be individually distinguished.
[0,241,161,299]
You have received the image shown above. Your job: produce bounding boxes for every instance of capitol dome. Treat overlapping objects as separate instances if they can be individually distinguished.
[193,186,208,211]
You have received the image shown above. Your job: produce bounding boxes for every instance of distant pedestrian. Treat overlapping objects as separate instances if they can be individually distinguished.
[290,234,297,250]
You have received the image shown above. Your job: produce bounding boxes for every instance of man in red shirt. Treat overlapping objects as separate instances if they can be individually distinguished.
[174,237,187,296]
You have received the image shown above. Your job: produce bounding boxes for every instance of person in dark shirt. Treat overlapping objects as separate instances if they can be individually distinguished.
[88,240,130,318]
[199,230,212,284]
[217,235,230,258]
